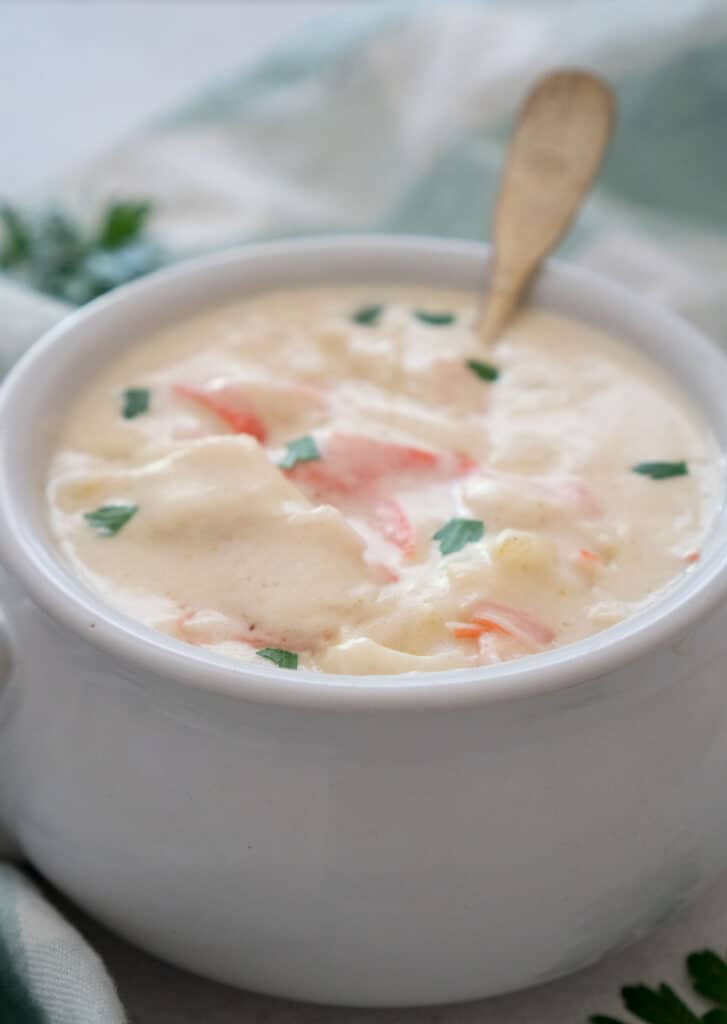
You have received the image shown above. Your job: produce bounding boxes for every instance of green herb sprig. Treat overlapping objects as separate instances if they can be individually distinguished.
[279,435,320,470]
[352,304,384,326]
[466,358,500,382]
[433,518,484,555]
[415,310,456,326]
[632,461,688,480]
[121,387,151,419]
[0,199,161,305]
[256,648,298,670]
[84,504,138,537]
[591,948,727,1024]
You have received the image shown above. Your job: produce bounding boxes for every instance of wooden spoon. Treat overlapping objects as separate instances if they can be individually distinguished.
[480,69,615,344]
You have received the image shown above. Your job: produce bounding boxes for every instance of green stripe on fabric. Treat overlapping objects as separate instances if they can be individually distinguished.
[0,932,45,1024]
[0,866,46,1023]
[602,44,727,232]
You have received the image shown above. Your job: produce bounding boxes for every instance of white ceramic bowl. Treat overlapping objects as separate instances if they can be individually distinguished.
[0,236,726,1007]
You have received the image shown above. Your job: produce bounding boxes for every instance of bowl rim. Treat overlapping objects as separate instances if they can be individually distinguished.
[0,233,726,711]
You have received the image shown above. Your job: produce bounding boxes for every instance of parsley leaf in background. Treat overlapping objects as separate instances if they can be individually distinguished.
[0,199,161,305]
[0,205,30,268]
[590,948,727,1024]
[97,201,152,249]
[688,950,727,1007]
[622,984,700,1024]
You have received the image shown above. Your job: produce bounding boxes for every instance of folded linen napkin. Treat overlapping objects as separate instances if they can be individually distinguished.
[2,2,727,1020]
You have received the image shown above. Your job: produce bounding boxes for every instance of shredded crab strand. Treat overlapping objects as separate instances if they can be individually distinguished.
[174,383,267,442]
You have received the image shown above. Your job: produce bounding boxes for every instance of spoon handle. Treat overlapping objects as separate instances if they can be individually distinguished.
[480,69,615,344]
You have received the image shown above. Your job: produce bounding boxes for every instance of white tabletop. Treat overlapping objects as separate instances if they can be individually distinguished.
[4,3,727,1020]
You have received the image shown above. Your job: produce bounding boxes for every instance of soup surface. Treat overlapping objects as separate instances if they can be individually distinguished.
[47,287,719,675]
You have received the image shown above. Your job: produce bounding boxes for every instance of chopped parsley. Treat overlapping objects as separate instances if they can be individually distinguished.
[352,304,384,326]
[590,947,727,1024]
[632,461,688,480]
[466,358,500,382]
[83,501,138,536]
[256,648,298,670]
[97,200,152,249]
[433,517,484,555]
[0,198,160,305]
[279,435,320,470]
[687,949,727,1007]
[0,205,29,268]
[414,310,456,326]
[84,504,138,537]
[121,387,150,419]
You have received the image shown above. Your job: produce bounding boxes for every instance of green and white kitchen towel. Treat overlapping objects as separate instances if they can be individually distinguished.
[2,1,727,1020]
[0,866,125,1022]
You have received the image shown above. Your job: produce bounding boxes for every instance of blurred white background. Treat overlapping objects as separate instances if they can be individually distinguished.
[0,2,348,198]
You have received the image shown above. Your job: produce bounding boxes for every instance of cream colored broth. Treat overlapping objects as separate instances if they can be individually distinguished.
[47,288,719,675]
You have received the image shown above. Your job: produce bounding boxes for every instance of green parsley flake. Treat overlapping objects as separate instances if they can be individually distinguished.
[279,435,320,470]
[632,461,688,480]
[466,359,499,382]
[256,648,298,670]
[121,387,150,419]
[84,504,138,537]
[352,304,384,326]
[414,310,456,326]
[433,518,484,556]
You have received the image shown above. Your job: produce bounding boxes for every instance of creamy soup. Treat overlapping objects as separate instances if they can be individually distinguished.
[47,288,719,675]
